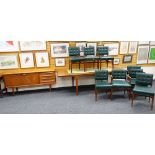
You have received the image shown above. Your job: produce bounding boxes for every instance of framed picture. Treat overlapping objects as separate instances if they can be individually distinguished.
[20,41,46,51]
[114,58,120,65]
[55,58,65,67]
[0,41,19,52]
[128,41,138,54]
[137,46,149,64]
[51,43,69,57]
[123,55,132,63]
[87,42,97,55]
[76,42,86,51]
[120,41,129,54]
[104,43,119,56]
[138,41,149,45]
[0,54,18,69]
[35,52,49,67]
[19,53,34,68]
[150,41,155,45]
[148,46,155,63]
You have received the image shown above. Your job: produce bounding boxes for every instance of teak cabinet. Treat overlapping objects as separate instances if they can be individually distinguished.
[3,71,56,95]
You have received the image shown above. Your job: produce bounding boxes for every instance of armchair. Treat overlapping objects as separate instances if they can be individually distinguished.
[131,73,155,110]
[95,70,112,101]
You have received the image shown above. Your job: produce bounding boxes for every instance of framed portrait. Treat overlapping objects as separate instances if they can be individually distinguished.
[20,41,46,51]
[19,53,34,68]
[0,41,19,52]
[150,41,155,45]
[0,54,19,69]
[87,42,97,55]
[76,42,86,51]
[104,43,119,56]
[35,52,49,67]
[137,46,149,64]
[114,58,120,65]
[120,41,129,54]
[123,55,132,63]
[148,46,155,63]
[128,41,138,54]
[51,43,69,57]
[138,41,149,45]
[55,58,65,67]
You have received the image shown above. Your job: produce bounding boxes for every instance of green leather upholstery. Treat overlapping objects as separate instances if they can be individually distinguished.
[128,69,143,78]
[112,80,131,88]
[130,78,136,85]
[127,66,141,71]
[69,47,80,56]
[97,46,108,55]
[112,70,127,79]
[84,47,95,56]
[95,81,112,89]
[135,73,153,86]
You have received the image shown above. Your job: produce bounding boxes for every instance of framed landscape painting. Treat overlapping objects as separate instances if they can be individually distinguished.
[120,41,129,54]
[20,41,46,51]
[51,43,69,57]
[137,46,149,64]
[123,55,132,63]
[104,43,119,56]
[19,53,34,68]
[113,58,120,65]
[128,41,138,54]
[55,58,65,67]
[148,46,155,63]
[0,41,19,52]
[35,52,49,67]
[0,54,18,69]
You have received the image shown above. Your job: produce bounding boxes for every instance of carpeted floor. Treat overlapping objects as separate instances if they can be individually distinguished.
[0,85,155,114]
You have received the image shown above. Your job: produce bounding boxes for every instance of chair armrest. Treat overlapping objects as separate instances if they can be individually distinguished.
[127,75,131,82]
[110,75,113,83]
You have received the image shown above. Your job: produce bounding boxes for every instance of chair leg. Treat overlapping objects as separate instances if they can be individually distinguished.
[95,88,97,101]
[71,63,72,73]
[131,93,135,107]
[151,96,154,110]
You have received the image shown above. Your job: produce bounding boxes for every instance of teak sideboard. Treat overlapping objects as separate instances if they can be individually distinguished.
[3,71,56,95]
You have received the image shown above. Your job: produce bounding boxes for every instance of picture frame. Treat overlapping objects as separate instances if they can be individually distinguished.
[137,45,149,64]
[20,41,46,51]
[19,53,34,68]
[113,58,120,65]
[35,52,49,67]
[150,41,155,45]
[51,43,69,57]
[76,42,86,51]
[123,55,132,63]
[138,41,149,45]
[120,41,129,54]
[55,58,65,67]
[87,42,97,55]
[148,46,155,63]
[0,54,19,69]
[104,43,119,56]
[128,41,138,54]
[0,41,19,52]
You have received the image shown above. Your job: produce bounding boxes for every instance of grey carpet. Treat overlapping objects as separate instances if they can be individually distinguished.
[0,85,155,114]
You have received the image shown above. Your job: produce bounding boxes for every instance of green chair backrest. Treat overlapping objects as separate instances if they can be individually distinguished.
[95,70,108,81]
[69,47,80,56]
[84,47,95,56]
[97,46,109,56]
[112,70,127,79]
[128,69,143,78]
[127,66,141,71]
[136,73,153,86]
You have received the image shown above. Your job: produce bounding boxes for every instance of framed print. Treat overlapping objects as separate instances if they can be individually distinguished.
[55,58,65,67]
[114,58,120,65]
[76,42,86,51]
[150,41,155,45]
[51,43,69,57]
[137,46,149,64]
[104,43,119,56]
[120,41,129,54]
[123,55,132,63]
[148,46,155,63]
[20,41,46,51]
[0,54,18,69]
[87,42,97,55]
[128,41,138,54]
[35,52,49,67]
[0,41,19,52]
[138,41,149,45]
[19,53,34,68]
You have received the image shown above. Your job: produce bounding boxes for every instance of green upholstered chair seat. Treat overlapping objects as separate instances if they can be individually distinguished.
[100,56,114,60]
[133,85,155,96]
[84,55,96,61]
[70,57,85,62]
[130,78,136,85]
[112,80,131,88]
[95,80,112,89]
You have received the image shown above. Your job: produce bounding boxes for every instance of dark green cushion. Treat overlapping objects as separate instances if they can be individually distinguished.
[95,70,108,80]
[100,56,114,60]
[95,80,112,89]
[130,78,136,85]
[136,73,153,86]
[112,80,131,88]
[70,57,85,62]
[127,66,141,71]
[84,55,95,61]
[133,85,155,96]
[69,47,80,56]
[112,70,127,79]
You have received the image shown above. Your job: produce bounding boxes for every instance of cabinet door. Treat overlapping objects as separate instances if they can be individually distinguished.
[4,73,40,87]
[39,72,56,84]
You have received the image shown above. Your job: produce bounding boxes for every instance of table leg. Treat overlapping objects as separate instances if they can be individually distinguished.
[12,88,15,96]
[112,60,114,68]
[71,62,72,73]
[75,76,79,96]
[107,60,108,68]
[72,77,74,87]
